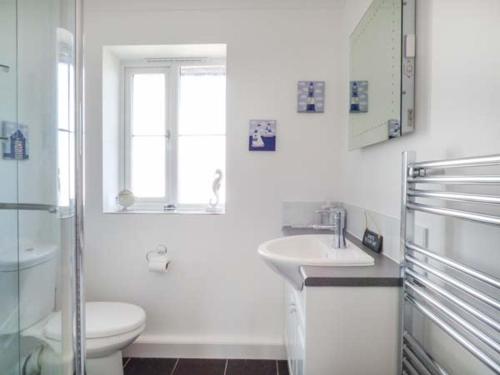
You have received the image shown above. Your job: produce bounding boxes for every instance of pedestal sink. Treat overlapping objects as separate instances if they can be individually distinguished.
[258,234,374,289]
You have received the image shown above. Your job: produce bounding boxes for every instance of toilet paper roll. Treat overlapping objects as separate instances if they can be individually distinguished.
[148,256,170,273]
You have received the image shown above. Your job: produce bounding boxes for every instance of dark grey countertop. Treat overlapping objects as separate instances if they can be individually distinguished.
[300,233,403,287]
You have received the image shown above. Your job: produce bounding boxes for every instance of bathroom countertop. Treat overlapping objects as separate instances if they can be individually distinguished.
[300,233,402,287]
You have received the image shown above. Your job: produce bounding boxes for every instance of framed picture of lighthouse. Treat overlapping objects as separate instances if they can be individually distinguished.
[248,120,276,151]
[297,81,325,113]
[2,121,29,160]
[349,80,368,113]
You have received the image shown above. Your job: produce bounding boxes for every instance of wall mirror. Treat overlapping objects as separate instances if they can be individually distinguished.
[348,0,415,150]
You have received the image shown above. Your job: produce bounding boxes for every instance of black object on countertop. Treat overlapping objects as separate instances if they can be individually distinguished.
[362,229,383,253]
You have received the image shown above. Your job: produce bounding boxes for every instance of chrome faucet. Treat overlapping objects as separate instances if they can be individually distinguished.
[331,207,347,249]
[316,206,347,248]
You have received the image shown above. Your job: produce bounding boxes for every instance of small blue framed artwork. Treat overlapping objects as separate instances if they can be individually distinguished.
[350,81,368,113]
[2,121,29,160]
[297,81,325,113]
[249,120,276,151]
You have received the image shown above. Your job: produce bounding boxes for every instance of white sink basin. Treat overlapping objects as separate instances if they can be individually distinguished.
[258,234,374,289]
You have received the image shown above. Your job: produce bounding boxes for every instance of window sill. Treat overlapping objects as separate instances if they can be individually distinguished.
[103,207,225,215]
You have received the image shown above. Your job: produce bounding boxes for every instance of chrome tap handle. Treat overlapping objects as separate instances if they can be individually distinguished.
[315,206,347,248]
[331,207,347,249]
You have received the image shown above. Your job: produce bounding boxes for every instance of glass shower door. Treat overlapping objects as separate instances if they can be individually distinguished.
[0,0,83,374]
[0,0,21,374]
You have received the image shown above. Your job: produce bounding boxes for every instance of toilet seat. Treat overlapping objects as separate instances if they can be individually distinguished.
[42,302,146,358]
[44,302,146,340]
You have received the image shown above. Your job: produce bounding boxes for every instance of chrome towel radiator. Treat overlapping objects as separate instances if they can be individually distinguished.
[400,152,500,374]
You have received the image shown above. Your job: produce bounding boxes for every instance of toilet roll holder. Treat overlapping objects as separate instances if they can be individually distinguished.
[145,244,168,261]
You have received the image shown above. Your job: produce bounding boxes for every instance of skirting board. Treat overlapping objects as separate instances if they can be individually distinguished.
[124,334,286,360]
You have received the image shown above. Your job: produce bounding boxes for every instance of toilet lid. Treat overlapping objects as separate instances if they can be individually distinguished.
[44,302,146,340]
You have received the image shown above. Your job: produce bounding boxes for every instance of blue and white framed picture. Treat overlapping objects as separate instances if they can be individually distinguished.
[2,121,29,160]
[249,120,276,151]
[297,81,325,113]
[350,80,368,113]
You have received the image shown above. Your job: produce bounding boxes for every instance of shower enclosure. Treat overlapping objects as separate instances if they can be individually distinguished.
[0,0,84,374]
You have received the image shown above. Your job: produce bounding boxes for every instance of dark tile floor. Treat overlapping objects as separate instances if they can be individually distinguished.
[123,358,290,375]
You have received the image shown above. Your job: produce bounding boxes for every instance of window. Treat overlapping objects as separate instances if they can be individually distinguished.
[177,66,226,205]
[123,62,226,211]
[125,68,168,199]
[56,28,75,213]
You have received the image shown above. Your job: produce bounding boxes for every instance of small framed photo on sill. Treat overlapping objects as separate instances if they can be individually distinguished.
[248,120,276,151]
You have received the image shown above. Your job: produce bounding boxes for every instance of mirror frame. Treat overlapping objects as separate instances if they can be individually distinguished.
[348,0,416,149]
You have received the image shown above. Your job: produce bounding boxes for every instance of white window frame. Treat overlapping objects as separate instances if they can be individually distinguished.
[121,59,226,212]
[56,27,76,218]
[57,60,76,217]
[123,65,172,207]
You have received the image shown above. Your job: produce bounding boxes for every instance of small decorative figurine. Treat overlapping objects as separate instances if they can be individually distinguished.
[207,169,223,212]
[117,189,135,210]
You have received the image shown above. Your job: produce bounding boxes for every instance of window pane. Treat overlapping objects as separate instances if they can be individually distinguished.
[69,67,75,132]
[57,130,75,208]
[178,68,226,136]
[132,73,166,136]
[57,63,69,130]
[131,136,166,197]
[177,135,225,205]
[57,131,70,207]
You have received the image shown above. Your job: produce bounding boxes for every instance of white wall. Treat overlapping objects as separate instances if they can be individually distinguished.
[84,0,343,358]
[339,0,500,217]
[339,1,500,373]
[85,0,500,367]
[339,0,500,277]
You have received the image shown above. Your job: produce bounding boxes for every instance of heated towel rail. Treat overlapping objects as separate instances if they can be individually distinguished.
[400,151,500,375]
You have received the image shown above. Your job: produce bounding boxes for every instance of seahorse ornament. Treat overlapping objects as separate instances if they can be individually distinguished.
[208,169,223,209]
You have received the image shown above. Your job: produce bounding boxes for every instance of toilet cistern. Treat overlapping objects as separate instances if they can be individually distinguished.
[316,206,347,249]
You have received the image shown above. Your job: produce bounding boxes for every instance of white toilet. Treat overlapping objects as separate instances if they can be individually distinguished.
[0,243,145,375]
[43,302,146,375]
